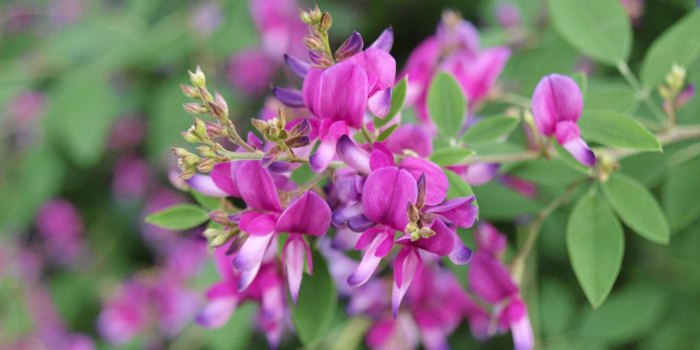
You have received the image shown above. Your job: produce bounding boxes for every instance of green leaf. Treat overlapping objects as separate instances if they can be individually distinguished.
[375,77,407,128]
[291,252,339,347]
[662,156,700,232]
[473,183,544,220]
[204,303,255,350]
[540,279,576,335]
[567,193,624,308]
[571,72,588,96]
[191,191,221,211]
[602,173,670,244]
[427,72,466,139]
[584,86,638,113]
[578,111,661,150]
[462,115,520,145]
[579,285,665,343]
[640,9,700,88]
[554,140,592,174]
[547,0,631,65]
[429,148,475,166]
[510,159,587,184]
[376,124,399,142]
[144,204,209,230]
[444,169,478,208]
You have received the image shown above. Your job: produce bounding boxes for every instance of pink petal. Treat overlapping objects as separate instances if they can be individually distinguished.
[383,124,433,157]
[399,157,448,206]
[369,27,394,52]
[195,297,238,328]
[468,253,518,303]
[355,227,384,250]
[392,246,422,318]
[302,68,324,116]
[336,135,371,173]
[210,162,240,197]
[424,196,478,228]
[473,221,507,256]
[368,87,392,118]
[370,148,393,171]
[532,74,583,136]
[309,120,349,173]
[363,167,418,231]
[348,232,391,287]
[315,62,369,129]
[233,233,273,272]
[284,54,310,78]
[363,48,397,91]
[236,161,282,212]
[555,121,596,167]
[284,235,307,305]
[275,191,331,236]
[186,174,228,197]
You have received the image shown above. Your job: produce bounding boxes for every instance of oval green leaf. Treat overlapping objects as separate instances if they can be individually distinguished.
[429,148,475,166]
[427,72,467,139]
[554,140,593,174]
[584,86,639,113]
[191,191,221,210]
[376,124,399,142]
[375,77,407,128]
[662,156,700,232]
[291,252,339,347]
[462,115,520,145]
[145,204,209,230]
[602,172,669,244]
[567,193,624,308]
[547,0,631,65]
[641,9,700,88]
[578,111,661,150]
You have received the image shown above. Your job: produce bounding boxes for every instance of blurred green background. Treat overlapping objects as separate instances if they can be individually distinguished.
[1,0,700,349]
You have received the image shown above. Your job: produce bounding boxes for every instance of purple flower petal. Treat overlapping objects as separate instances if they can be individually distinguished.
[195,297,238,328]
[392,247,422,318]
[186,174,228,197]
[331,203,364,229]
[532,74,583,136]
[284,54,311,78]
[370,148,393,171]
[383,124,433,157]
[555,121,596,167]
[348,231,390,287]
[399,157,448,206]
[336,135,371,173]
[473,222,507,256]
[368,87,392,118]
[348,214,375,233]
[449,231,473,265]
[336,31,364,60]
[275,191,331,236]
[424,196,478,228]
[395,219,455,256]
[310,121,349,173]
[236,161,283,212]
[369,27,394,52]
[273,87,305,108]
[306,62,369,129]
[210,162,240,197]
[363,167,418,231]
[468,253,518,303]
[302,68,324,116]
[284,235,308,305]
[233,232,273,271]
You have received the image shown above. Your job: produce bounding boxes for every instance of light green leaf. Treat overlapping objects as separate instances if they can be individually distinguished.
[429,148,475,166]
[472,183,544,220]
[554,140,592,173]
[375,77,407,128]
[602,173,670,244]
[578,111,661,150]
[144,204,209,230]
[444,170,478,208]
[191,191,221,211]
[291,252,339,347]
[579,285,665,343]
[641,9,700,88]
[567,193,624,308]
[547,0,632,65]
[571,72,589,97]
[427,72,466,139]
[462,115,520,145]
[376,124,399,142]
[510,159,587,184]
[584,86,639,113]
[662,156,700,232]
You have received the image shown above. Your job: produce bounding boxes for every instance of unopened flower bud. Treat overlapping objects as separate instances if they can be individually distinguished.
[405,221,419,240]
[251,118,270,133]
[299,9,314,25]
[181,129,200,143]
[211,231,233,247]
[675,84,696,109]
[289,119,311,136]
[320,12,332,31]
[181,84,201,99]
[189,65,206,87]
[666,64,686,92]
[179,167,196,180]
[416,174,427,209]
[193,117,208,138]
[312,5,322,22]
[209,210,231,225]
[407,201,420,223]
[303,35,325,51]
[419,227,436,239]
[197,158,215,173]
[214,91,228,113]
[183,103,208,115]
[206,123,227,137]
[277,109,287,128]
[196,145,217,158]
[268,125,281,140]
[309,51,334,68]
[203,228,222,238]
[659,85,673,101]
[208,101,226,118]
[286,135,311,149]
[172,147,191,159]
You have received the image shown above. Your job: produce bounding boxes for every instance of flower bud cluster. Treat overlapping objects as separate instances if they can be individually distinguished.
[659,64,695,120]
[299,6,334,68]
[251,109,312,166]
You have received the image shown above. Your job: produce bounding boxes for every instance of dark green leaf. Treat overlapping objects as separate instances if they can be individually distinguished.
[641,9,700,88]
[144,204,209,230]
[291,252,339,347]
[375,77,407,128]
[547,0,632,65]
[429,148,475,166]
[662,156,700,232]
[578,111,661,150]
[427,72,466,139]
[462,115,520,145]
[567,193,624,308]
[472,183,544,220]
[602,173,670,244]
[376,124,399,142]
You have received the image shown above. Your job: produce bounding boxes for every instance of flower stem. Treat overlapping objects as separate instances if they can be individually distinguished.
[280,168,333,196]
[617,61,668,125]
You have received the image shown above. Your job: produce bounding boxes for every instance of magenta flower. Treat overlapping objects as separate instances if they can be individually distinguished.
[112,155,150,202]
[9,90,47,126]
[382,124,434,158]
[447,163,500,186]
[36,199,84,264]
[532,74,596,167]
[250,0,307,59]
[228,49,277,96]
[97,281,151,345]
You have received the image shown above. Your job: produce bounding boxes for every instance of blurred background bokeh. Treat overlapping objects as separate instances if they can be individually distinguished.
[1,0,700,349]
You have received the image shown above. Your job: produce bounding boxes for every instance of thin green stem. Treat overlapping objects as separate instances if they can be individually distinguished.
[618,61,668,124]
[280,168,333,196]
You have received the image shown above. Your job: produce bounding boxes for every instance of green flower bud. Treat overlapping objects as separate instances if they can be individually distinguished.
[189,65,206,87]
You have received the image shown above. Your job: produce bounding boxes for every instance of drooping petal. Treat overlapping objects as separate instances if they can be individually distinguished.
[195,297,238,328]
[348,231,391,287]
[336,135,371,173]
[437,19,480,54]
[449,228,473,265]
[331,203,364,229]
[348,214,376,232]
[355,227,384,250]
[236,161,282,212]
[309,120,349,173]
[395,218,455,256]
[399,157,448,206]
[383,124,433,157]
[245,214,277,236]
[210,162,240,197]
[555,120,596,167]
[468,253,518,303]
[363,167,418,231]
[273,87,305,108]
[508,299,534,350]
[368,87,392,118]
[532,74,583,136]
[232,233,274,290]
[315,61,369,128]
[284,54,311,78]
[275,191,331,236]
[424,196,478,228]
[186,174,229,197]
[392,247,422,318]
[369,27,394,52]
[284,235,307,305]
[335,31,364,60]
[364,48,397,91]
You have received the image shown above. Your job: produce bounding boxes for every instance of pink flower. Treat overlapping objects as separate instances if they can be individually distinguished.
[36,199,84,263]
[9,90,47,126]
[228,49,277,96]
[112,155,150,202]
[97,281,151,345]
